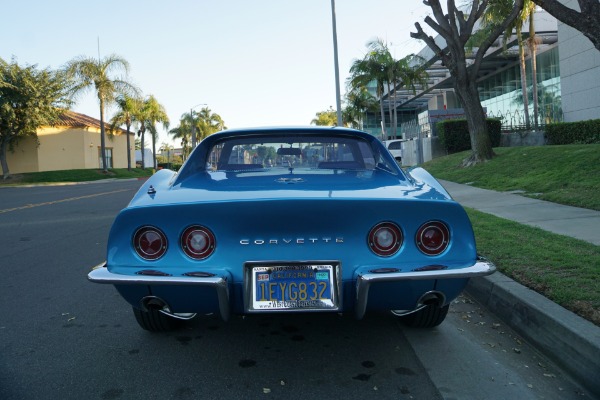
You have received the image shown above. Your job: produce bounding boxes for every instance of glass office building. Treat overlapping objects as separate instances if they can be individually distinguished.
[360,10,565,138]
[479,46,562,129]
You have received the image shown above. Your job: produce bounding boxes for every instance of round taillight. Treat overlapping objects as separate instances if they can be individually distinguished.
[133,226,168,260]
[416,221,450,256]
[181,225,216,260]
[368,222,403,257]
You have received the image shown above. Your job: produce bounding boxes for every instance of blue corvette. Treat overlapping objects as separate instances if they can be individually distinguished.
[88,126,494,331]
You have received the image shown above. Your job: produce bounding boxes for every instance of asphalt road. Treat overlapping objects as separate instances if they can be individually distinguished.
[0,181,590,399]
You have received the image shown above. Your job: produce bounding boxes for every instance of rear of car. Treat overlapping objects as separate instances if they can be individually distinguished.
[89,127,494,331]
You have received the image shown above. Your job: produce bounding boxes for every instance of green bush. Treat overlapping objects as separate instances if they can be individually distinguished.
[157,163,182,171]
[436,118,502,154]
[545,119,600,145]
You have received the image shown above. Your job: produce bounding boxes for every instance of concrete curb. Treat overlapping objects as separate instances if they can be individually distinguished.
[466,272,600,396]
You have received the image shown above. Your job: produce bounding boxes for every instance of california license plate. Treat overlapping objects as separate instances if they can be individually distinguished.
[248,263,338,311]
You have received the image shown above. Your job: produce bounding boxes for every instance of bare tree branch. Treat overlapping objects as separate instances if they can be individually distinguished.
[533,0,600,51]
[410,0,525,164]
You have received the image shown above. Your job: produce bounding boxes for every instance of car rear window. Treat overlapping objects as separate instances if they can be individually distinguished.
[206,135,397,175]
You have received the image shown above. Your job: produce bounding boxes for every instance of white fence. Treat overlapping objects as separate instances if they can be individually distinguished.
[401,137,446,167]
[400,131,547,167]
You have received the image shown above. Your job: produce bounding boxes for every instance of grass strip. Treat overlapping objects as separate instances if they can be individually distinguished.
[1,168,153,185]
[423,145,600,211]
[467,208,600,326]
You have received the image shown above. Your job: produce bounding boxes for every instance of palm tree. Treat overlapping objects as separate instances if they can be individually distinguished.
[388,54,429,138]
[65,54,138,172]
[365,39,398,137]
[349,43,389,137]
[134,95,169,170]
[349,40,428,138]
[169,111,194,160]
[195,107,225,142]
[525,4,540,129]
[168,107,224,162]
[109,95,142,170]
[344,86,378,129]
[159,142,174,167]
[168,125,191,160]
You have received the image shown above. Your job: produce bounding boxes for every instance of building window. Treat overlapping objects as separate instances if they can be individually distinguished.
[479,46,562,129]
[98,148,113,169]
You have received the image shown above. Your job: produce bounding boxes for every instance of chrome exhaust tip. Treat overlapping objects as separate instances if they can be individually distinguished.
[140,296,170,313]
[417,291,446,308]
[391,291,446,317]
[140,296,197,320]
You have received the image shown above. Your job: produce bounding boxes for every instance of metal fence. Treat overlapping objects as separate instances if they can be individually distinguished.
[486,108,563,132]
[364,106,563,140]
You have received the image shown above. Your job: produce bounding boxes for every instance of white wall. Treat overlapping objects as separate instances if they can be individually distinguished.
[135,149,154,168]
[558,0,600,122]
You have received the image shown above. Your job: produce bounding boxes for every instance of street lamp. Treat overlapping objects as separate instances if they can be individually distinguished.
[190,103,207,149]
[330,0,343,126]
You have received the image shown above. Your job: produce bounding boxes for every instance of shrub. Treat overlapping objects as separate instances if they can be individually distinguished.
[545,119,600,145]
[157,163,182,171]
[437,118,502,154]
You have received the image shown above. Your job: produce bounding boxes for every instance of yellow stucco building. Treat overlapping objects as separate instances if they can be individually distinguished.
[5,111,135,174]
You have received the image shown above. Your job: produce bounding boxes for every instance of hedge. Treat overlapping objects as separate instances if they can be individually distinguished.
[545,119,600,145]
[157,163,182,171]
[436,118,502,154]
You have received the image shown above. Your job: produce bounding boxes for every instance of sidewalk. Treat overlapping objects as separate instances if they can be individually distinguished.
[440,180,600,245]
[439,180,600,396]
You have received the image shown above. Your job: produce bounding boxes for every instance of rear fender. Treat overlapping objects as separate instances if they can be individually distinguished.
[405,167,451,200]
[129,169,177,206]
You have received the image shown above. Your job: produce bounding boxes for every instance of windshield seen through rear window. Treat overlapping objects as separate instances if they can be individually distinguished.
[206,135,397,175]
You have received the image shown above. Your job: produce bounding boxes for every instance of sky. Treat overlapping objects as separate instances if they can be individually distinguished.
[2,0,434,147]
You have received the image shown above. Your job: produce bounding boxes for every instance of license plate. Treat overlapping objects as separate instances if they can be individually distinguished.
[248,263,337,311]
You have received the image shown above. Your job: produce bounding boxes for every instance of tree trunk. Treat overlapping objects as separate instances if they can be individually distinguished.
[386,81,395,138]
[152,133,157,170]
[518,29,531,130]
[392,80,398,138]
[410,0,525,166]
[529,15,539,130]
[0,138,10,180]
[455,80,493,165]
[140,127,145,170]
[125,125,132,171]
[378,96,386,139]
[99,99,108,173]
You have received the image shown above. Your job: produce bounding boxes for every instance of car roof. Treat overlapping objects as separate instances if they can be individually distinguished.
[205,126,377,142]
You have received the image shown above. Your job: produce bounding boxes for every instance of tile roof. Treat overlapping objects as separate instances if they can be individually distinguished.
[56,110,129,134]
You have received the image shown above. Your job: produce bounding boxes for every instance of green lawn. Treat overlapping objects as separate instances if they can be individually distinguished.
[423,144,600,325]
[467,208,600,325]
[422,144,600,211]
[1,168,153,185]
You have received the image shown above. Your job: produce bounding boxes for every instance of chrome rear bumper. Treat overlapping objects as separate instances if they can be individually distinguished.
[89,256,495,321]
[88,262,231,321]
[354,256,496,319]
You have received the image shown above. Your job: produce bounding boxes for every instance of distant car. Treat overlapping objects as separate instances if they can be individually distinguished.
[88,126,494,331]
[383,139,406,162]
